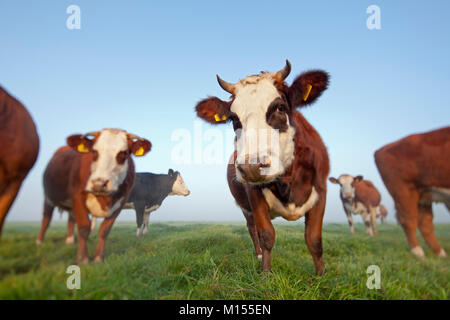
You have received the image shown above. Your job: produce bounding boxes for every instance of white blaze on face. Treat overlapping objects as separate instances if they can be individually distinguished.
[170,174,190,196]
[231,73,295,182]
[85,130,129,193]
[338,175,355,200]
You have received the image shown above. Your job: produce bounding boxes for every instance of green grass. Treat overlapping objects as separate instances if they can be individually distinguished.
[0,222,448,299]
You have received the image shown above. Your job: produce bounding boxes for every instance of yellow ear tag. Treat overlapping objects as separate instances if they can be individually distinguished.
[134,146,145,156]
[303,84,313,101]
[77,143,89,153]
[214,114,221,122]
[221,115,227,121]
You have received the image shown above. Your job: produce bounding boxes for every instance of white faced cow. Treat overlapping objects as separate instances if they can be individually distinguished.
[195,60,330,273]
[36,128,151,264]
[329,174,386,235]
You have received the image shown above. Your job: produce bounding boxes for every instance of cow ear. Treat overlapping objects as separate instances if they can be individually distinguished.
[168,169,174,176]
[195,97,230,124]
[131,139,151,157]
[329,177,338,184]
[287,70,329,108]
[67,134,93,154]
[354,175,363,182]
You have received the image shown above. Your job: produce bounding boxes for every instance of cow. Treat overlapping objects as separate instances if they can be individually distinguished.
[122,169,190,237]
[375,126,450,258]
[329,175,386,235]
[377,204,388,224]
[195,60,330,274]
[35,169,190,242]
[0,87,39,235]
[36,128,151,264]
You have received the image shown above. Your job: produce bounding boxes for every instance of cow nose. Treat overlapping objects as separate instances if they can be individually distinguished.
[91,178,109,193]
[344,192,353,199]
[236,155,271,182]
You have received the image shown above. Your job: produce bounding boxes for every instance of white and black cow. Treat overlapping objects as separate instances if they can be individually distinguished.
[121,169,190,237]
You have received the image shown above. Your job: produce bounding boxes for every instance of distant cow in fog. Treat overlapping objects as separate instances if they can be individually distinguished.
[121,169,190,237]
[329,175,386,235]
[375,126,449,258]
[36,129,151,263]
[0,87,39,235]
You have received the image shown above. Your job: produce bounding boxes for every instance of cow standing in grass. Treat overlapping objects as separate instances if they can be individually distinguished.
[195,60,330,274]
[0,87,39,235]
[121,170,190,237]
[329,175,386,235]
[36,128,151,263]
[375,126,449,258]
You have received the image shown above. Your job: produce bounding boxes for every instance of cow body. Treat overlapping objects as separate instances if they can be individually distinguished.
[36,129,151,263]
[122,170,190,237]
[0,87,39,234]
[196,61,330,273]
[330,175,385,235]
[375,126,450,258]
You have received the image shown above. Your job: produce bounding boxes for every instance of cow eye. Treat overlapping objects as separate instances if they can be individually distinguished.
[229,114,242,131]
[277,104,287,112]
[116,151,129,164]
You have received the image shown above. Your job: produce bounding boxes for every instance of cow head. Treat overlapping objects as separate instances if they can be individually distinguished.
[168,169,190,196]
[67,128,151,195]
[195,60,329,184]
[329,174,363,201]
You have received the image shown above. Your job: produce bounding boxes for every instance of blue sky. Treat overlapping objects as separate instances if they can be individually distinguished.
[1,0,449,224]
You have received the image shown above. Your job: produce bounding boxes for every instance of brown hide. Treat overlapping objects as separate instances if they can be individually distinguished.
[354,180,381,209]
[0,87,39,234]
[375,126,450,257]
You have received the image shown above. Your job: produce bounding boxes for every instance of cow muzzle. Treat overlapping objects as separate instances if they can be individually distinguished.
[236,155,272,184]
[88,178,112,195]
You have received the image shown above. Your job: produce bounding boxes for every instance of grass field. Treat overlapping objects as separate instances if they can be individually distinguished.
[0,221,448,300]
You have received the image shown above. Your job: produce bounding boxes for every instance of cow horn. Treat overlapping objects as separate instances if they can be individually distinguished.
[275,59,291,81]
[216,75,235,94]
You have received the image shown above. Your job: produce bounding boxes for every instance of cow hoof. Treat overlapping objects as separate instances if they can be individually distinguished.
[438,249,447,258]
[35,239,42,246]
[411,246,425,259]
[93,256,103,264]
[257,254,262,261]
[77,257,89,265]
[143,229,148,235]
[136,229,143,238]
[65,236,74,244]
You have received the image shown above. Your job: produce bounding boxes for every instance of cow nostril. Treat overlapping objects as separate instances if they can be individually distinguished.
[259,156,271,168]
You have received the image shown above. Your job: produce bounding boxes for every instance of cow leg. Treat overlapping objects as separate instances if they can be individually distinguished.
[305,196,326,275]
[361,210,373,236]
[36,201,55,245]
[418,203,446,258]
[370,206,378,235]
[247,187,274,272]
[0,179,22,236]
[90,217,97,233]
[394,189,423,258]
[73,198,91,264]
[242,209,262,260]
[93,210,120,263]
[134,202,145,238]
[344,208,354,234]
[143,209,151,235]
[64,213,76,244]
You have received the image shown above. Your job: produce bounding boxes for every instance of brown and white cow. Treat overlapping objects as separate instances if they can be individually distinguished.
[329,175,386,235]
[195,60,330,274]
[36,128,151,263]
[0,87,39,235]
[375,126,450,258]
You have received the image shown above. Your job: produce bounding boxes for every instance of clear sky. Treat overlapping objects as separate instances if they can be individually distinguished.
[1,0,449,225]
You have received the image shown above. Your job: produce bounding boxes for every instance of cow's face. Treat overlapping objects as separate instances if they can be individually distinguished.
[329,175,363,201]
[195,60,329,184]
[168,169,190,196]
[67,129,151,195]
